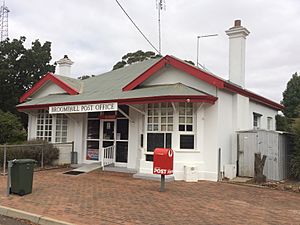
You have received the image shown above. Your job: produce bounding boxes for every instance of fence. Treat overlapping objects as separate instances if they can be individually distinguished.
[0,141,74,175]
[101,145,115,170]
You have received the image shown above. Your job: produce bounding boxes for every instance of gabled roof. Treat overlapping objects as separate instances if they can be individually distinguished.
[20,72,80,103]
[17,55,283,111]
[122,55,283,110]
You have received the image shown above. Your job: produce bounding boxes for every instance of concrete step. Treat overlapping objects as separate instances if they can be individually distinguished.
[72,163,101,173]
[104,166,137,174]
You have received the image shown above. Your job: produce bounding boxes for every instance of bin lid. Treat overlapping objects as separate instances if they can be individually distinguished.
[10,159,36,164]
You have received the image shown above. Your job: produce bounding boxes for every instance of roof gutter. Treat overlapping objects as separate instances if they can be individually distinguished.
[17,95,218,111]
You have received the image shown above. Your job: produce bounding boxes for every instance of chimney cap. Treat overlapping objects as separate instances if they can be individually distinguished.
[234,20,241,27]
[225,19,250,37]
[57,55,74,66]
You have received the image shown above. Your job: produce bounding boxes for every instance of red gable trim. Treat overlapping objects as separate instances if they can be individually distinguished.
[19,72,79,103]
[122,55,283,110]
[223,83,283,110]
[122,58,167,91]
[17,95,217,111]
[122,56,224,91]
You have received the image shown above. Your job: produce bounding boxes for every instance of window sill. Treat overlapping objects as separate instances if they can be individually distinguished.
[175,149,200,153]
[144,150,200,154]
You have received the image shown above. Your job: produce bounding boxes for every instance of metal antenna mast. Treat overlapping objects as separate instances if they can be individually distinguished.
[156,0,166,55]
[0,0,9,42]
[196,34,218,68]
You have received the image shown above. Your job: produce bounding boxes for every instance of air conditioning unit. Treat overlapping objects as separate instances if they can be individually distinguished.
[224,164,236,180]
[184,165,198,182]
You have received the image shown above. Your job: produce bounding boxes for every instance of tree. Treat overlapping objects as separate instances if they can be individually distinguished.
[0,37,55,126]
[78,75,95,80]
[112,50,161,70]
[290,118,300,179]
[0,37,55,112]
[281,72,300,178]
[0,110,26,144]
[275,114,289,131]
[184,60,195,66]
[112,50,195,70]
[282,72,300,118]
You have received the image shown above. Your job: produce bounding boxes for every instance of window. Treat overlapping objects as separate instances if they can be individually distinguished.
[36,110,68,143]
[179,102,193,132]
[267,117,273,130]
[180,135,194,149]
[146,103,173,161]
[37,110,52,142]
[55,114,68,142]
[179,103,194,149]
[253,113,262,129]
[86,112,100,161]
[147,103,173,132]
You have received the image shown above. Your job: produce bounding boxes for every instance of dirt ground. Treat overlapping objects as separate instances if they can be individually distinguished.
[1,168,300,225]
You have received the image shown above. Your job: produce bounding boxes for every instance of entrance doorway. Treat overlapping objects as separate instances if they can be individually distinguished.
[101,119,128,166]
[102,120,115,148]
[86,109,129,166]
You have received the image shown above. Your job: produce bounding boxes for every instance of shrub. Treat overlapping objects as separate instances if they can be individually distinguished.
[0,139,59,167]
[0,110,27,144]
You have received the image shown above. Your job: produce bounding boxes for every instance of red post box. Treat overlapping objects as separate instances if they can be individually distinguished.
[153,148,174,175]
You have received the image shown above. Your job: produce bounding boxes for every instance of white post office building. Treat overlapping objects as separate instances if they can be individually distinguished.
[17,21,283,181]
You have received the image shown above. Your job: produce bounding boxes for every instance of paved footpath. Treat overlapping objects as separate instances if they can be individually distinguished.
[0,214,36,225]
[1,168,300,225]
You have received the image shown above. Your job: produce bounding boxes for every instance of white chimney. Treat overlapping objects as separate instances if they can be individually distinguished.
[56,55,74,76]
[225,20,250,88]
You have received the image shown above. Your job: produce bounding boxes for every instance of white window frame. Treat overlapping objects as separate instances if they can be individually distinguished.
[147,103,174,132]
[55,114,68,143]
[253,113,262,129]
[267,117,273,130]
[36,110,68,143]
[145,102,197,155]
[146,103,174,154]
[37,110,53,142]
[178,102,195,150]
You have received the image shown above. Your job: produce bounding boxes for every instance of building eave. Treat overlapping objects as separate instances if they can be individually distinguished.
[17,95,218,111]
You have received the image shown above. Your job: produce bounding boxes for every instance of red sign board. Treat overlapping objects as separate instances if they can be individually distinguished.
[153,148,174,175]
[99,114,117,119]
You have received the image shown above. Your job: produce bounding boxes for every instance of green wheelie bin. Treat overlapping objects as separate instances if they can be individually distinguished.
[10,159,36,196]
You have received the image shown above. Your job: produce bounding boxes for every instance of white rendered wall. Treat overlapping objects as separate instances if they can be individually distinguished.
[234,94,250,130]
[228,36,247,87]
[217,90,234,172]
[230,94,250,166]
[249,101,277,130]
[27,112,37,140]
[141,65,217,96]
[172,103,205,180]
[66,113,85,164]
[127,107,140,169]
[201,103,219,181]
[31,81,66,99]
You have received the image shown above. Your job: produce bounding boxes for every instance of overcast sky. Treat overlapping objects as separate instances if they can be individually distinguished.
[7,0,300,102]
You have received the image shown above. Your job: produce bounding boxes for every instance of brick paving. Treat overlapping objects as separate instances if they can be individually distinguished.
[1,168,300,225]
